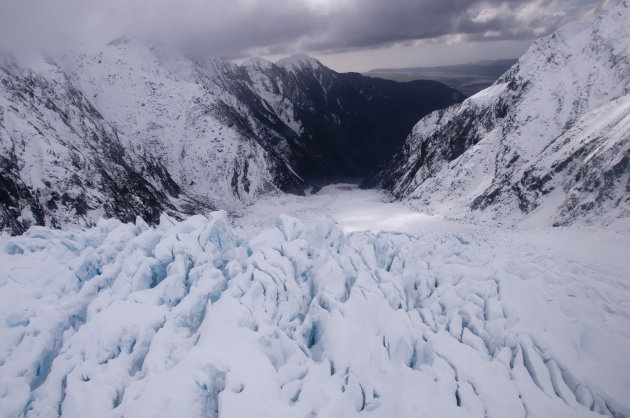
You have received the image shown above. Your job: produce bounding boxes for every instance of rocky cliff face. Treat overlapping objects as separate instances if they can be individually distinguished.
[376,2,630,227]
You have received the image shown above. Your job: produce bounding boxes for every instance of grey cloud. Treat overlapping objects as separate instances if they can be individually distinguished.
[304,0,603,52]
[0,0,605,57]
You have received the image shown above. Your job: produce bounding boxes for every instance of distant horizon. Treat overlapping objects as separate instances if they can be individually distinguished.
[234,52,523,74]
[362,57,519,73]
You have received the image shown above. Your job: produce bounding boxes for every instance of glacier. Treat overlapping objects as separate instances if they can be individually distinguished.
[1,185,629,417]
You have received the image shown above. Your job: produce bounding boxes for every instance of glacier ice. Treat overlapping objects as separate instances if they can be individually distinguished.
[1,210,629,417]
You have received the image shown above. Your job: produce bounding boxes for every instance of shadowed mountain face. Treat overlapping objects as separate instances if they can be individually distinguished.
[0,49,463,234]
[289,72,464,179]
[209,55,465,180]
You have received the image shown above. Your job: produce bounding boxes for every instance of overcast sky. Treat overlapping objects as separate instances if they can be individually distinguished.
[0,0,610,72]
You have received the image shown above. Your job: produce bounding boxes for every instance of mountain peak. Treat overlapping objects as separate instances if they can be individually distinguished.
[241,56,274,70]
[276,54,323,71]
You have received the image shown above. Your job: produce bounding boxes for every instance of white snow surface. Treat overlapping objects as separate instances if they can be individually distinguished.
[1,184,629,418]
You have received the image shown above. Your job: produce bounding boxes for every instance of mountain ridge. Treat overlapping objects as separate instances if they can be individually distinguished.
[374,1,630,228]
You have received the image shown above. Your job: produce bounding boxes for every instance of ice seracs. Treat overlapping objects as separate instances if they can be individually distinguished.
[1,210,629,417]
[1,3,629,417]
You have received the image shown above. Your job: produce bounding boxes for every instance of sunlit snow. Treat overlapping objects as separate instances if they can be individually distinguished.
[236,183,444,234]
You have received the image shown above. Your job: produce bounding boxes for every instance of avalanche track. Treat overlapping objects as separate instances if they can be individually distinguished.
[1,185,629,418]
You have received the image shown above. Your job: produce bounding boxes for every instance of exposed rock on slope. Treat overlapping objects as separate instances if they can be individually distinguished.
[67,41,462,196]
[377,2,630,227]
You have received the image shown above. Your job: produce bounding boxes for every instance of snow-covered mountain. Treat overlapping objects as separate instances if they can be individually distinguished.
[2,11,630,411]
[62,40,462,199]
[0,44,462,234]
[0,54,205,234]
[63,40,305,209]
[376,1,630,227]
[2,4,630,417]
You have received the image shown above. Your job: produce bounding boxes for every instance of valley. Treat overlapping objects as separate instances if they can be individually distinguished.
[0,49,463,234]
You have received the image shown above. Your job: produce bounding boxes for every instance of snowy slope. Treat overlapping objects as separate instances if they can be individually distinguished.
[378,2,630,227]
[0,46,300,235]
[63,40,303,209]
[66,41,461,199]
[0,54,200,235]
[1,210,629,417]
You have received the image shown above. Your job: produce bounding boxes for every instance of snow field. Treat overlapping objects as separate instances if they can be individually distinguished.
[1,197,629,417]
